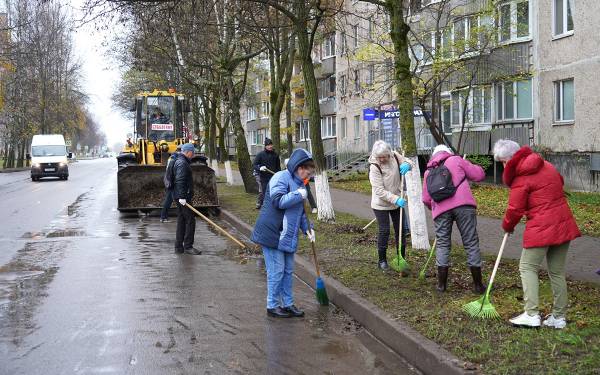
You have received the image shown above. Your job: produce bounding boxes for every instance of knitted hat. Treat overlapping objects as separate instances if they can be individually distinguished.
[181,143,195,153]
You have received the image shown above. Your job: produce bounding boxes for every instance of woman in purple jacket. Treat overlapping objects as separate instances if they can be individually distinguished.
[422,145,486,293]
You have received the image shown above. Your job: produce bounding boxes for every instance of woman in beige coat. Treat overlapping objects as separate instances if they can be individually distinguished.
[368,140,413,271]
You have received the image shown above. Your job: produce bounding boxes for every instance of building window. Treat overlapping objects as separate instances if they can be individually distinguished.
[353,115,360,139]
[441,99,452,134]
[368,17,374,40]
[352,25,359,48]
[321,116,336,138]
[340,32,347,55]
[554,79,574,122]
[498,0,530,43]
[441,27,452,59]
[319,76,336,100]
[366,65,375,86]
[261,101,270,118]
[472,87,492,124]
[247,106,257,121]
[340,117,347,139]
[495,79,533,121]
[451,91,461,125]
[322,34,336,58]
[339,74,347,95]
[553,0,574,37]
[353,69,361,92]
[297,120,310,141]
[254,78,261,93]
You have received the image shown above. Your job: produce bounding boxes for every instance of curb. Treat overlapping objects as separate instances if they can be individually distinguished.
[0,167,29,173]
[219,208,477,375]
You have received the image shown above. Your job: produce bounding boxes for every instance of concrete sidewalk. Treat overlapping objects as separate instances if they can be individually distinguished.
[330,187,600,284]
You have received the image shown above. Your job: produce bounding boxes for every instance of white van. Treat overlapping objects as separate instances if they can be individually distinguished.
[28,134,72,181]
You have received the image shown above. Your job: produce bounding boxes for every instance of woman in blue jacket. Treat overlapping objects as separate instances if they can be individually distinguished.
[251,148,316,318]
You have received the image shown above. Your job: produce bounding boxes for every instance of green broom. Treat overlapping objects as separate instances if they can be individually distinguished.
[389,172,409,274]
[463,233,509,319]
[418,238,437,280]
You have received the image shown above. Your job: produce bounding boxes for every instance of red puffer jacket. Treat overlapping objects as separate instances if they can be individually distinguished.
[502,146,581,249]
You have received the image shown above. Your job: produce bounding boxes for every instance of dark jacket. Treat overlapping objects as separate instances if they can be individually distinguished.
[173,153,194,201]
[251,149,311,252]
[502,146,581,248]
[253,149,281,181]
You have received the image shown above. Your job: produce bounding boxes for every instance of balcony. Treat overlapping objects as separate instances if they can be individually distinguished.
[316,56,336,78]
[319,97,336,116]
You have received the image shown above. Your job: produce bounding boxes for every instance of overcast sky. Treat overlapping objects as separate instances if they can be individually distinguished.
[71,1,130,148]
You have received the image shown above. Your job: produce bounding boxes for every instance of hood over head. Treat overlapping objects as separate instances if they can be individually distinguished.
[287,148,312,174]
[503,146,544,186]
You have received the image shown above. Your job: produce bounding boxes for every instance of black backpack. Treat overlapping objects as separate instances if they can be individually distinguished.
[164,155,176,190]
[426,156,466,202]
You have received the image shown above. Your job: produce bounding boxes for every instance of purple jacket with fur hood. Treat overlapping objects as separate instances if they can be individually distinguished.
[422,152,485,219]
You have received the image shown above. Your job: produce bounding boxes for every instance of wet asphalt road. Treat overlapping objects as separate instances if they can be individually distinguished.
[0,159,418,374]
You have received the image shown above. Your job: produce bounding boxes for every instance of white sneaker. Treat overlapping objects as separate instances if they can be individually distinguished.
[509,312,541,327]
[543,315,567,329]
[311,208,317,214]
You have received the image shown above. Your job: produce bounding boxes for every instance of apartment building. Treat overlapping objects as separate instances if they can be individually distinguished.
[235,0,599,190]
[534,0,600,191]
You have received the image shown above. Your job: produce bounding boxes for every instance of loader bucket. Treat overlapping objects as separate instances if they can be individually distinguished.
[117,164,219,212]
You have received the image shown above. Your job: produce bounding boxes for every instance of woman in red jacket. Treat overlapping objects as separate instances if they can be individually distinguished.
[493,140,580,329]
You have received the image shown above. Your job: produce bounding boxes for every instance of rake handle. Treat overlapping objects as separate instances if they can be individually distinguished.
[362,218,376,231]
[484,232,510,297]
[185,203,247,249]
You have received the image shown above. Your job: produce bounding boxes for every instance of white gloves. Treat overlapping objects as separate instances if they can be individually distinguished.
[307,229,316,243]
[297,188,307,199]
[259,166,267,172]
[178,199,187,206]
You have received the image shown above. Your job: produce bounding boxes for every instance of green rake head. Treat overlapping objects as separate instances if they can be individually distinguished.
[462,294,501,319]
[389,256,410,273]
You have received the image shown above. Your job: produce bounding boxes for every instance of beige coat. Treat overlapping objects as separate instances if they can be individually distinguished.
[368,151,412,210]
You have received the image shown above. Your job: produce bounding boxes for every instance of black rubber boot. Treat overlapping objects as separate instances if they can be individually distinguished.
[436,266,449,292]
[267,307,292,318]
[284,305,305,317]
[470,266,486,294]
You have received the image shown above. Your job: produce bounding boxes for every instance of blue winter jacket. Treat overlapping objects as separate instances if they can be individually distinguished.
[251,148,311,253]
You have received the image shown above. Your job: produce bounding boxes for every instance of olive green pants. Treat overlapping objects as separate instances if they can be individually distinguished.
[519,242,569,318]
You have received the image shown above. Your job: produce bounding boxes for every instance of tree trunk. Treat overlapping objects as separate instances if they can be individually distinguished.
[285,90,294,157]
[230,93,258,194]
[294,10,335,222]
[388,1,429,249]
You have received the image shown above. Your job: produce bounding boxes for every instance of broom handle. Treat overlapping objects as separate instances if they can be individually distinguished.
[185,203,247,249]
[485,233,509,296]
[303,202,321,278]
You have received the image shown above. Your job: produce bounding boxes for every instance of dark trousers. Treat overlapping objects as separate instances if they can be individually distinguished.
[433,205,481,267]
[373,208,409,262]
[160,189,173,220]
[175,203,196,250]
[257,176,271,207]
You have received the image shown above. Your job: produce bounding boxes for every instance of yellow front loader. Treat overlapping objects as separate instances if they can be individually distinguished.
[116,89,218,212]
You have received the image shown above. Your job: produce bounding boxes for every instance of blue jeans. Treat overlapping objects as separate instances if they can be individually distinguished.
[160,189,173,220]
[262,247,295,309]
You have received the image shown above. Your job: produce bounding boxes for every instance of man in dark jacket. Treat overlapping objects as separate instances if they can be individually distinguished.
[173,143,200,255]
[160,147,181,223]
[253,138,281,209]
